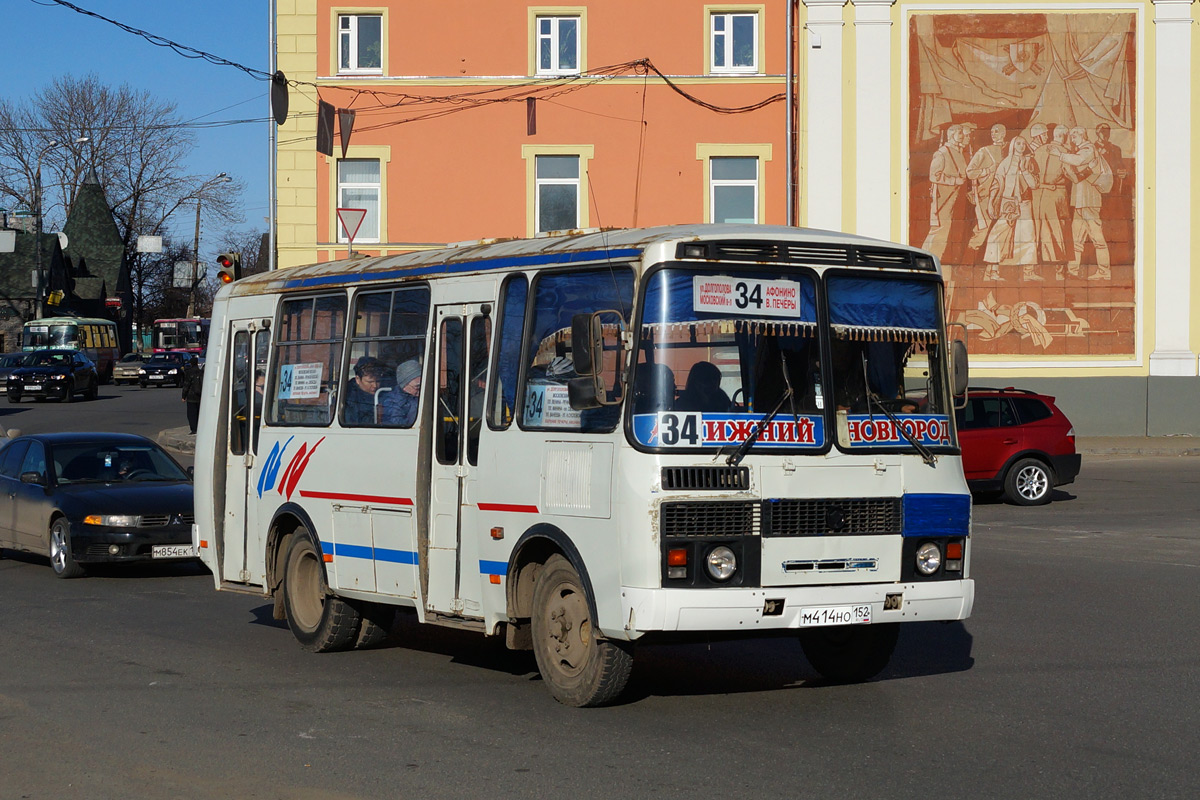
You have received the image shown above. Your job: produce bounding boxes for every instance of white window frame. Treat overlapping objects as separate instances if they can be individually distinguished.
[536,15,581,75]
[710,157,759,224]
[521,145,594,238]
[697,144,772,224]
[709,10,760,74]
[337,158,381,244]
[338,13,383,75]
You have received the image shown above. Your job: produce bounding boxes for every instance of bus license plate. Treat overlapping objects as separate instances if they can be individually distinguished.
[152,545,197,559]
[799,605,871,627]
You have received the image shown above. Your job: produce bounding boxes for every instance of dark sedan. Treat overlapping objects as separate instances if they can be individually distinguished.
[0,433,195,578]
[0,352,30,383]
[7,349,98,403]
[139,351,188,388]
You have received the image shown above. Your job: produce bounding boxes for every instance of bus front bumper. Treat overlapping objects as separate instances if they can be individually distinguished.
[617,579,973,636]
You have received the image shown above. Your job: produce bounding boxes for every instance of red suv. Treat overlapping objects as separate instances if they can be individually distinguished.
[955,387,1081,505]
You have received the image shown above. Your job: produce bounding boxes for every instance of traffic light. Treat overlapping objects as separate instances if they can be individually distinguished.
[216,252,242,284]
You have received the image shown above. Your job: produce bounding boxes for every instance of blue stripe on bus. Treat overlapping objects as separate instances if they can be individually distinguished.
[902,493,970,537]
[479,560,508,576]
[320,541,419,565]
[282,248,643,289]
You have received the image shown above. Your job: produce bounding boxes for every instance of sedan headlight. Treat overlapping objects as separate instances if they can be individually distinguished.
[705,545,737,581]
[83,514,141,527]
[138,369,147,375]
[51,373,68,380]
[167,368,178,374]
[915,542,942,575]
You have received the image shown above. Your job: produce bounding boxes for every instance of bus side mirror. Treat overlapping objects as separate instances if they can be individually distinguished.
[569,310,625,410]
[947,323,969,407]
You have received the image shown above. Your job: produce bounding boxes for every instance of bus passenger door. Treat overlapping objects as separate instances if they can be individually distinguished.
[425,304,491,618]
[221,320,269,583]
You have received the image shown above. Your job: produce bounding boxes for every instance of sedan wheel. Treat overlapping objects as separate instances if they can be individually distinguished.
[49,518,85,579]
[7,393,19,404]
[62,380,74,403]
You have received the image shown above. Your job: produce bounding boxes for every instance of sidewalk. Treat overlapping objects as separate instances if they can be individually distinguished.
[157,427,1200,458]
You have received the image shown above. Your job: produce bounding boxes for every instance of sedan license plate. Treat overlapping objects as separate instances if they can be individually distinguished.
[152,544,197,559]
[150,375,164,380]
[799,604,871,627]
[26,384,42,390]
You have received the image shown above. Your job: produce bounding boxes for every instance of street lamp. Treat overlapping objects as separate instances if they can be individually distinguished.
[34,136,89,318]
[188,172,232,318]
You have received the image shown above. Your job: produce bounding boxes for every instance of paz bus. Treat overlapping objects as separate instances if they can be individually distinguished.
[194,224,973,706]
[151,317,210,354]
[21,316,120,383]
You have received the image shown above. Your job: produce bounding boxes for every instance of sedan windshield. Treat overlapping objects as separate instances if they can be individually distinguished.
[52,444,190,484]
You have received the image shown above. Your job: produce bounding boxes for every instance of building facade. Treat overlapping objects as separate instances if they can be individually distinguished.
[275,0,1199,435]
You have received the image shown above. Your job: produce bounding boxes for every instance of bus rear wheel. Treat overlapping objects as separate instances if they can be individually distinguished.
[282,532,361,652]
[800,623,899,683]
[531,555,632,707]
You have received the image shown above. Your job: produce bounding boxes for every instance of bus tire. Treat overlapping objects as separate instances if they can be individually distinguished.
[282,533,361,652]
[531,554,632,707]
[799,622,899,683]
[352,601,396,649]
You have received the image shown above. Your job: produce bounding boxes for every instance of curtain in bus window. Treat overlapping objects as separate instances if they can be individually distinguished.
[521,267,633,431]
[343,285,430,428]
[827,277,939,332]
[489,275,527,429]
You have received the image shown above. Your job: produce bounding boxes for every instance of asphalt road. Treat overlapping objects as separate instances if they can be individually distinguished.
[0,388,1197,799]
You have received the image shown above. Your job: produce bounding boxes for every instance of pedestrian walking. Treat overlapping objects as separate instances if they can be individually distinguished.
[181,356,203,434]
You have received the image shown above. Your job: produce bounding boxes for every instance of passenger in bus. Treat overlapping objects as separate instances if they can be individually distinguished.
[675,360,731,413]
[632,361,676,415]
[344,356,386,425]
[380,359,422,427]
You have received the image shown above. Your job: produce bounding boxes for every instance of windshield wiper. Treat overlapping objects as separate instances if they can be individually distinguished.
[725,386,793,467]
[864,386,937,467]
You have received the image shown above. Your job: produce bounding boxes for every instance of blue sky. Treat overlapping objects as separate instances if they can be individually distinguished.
[7,0,270,247]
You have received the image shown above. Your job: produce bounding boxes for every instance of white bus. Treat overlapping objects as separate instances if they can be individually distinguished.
[195,224,973,706]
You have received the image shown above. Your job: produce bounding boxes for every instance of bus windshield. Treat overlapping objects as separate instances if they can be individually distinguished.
[23,324,77,349]
[154,320,207,351]
[630,267,954,453]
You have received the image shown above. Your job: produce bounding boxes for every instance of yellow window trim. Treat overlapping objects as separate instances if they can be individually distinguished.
[328,145,391,246]
[697,143,773,223]
[703,4,767,76]
[521,144,595,238]
[527,7,588,76]
[330,7,389,76]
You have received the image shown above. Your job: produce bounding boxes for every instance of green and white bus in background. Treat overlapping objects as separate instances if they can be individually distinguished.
[22,316,120,383]
[195,224,973,706]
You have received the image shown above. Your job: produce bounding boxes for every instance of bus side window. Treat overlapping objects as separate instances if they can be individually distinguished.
[341,285,430,428]
[269,294,348,427]
[466,314,491,466]
[436,318,463,465]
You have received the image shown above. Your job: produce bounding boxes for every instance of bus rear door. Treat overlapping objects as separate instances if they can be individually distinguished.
[221,319,269,583]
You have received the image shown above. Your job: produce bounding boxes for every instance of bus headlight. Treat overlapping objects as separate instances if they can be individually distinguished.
[705,546,737,581]
[915,542,942,575]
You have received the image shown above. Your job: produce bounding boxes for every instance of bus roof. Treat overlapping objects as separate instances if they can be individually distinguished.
[225,224,938,298]
[24,316,116,326]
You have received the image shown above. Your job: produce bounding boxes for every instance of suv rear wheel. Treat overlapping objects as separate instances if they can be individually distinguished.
[1005,458,1054,506]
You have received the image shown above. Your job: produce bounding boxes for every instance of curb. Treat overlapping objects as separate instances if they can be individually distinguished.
[158,426,195,455]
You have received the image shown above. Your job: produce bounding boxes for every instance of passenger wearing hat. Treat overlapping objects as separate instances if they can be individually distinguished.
[381,359,422,427]
[344,355,386,425]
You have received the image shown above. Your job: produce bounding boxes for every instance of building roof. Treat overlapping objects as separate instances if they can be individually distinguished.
[62,169,124,301]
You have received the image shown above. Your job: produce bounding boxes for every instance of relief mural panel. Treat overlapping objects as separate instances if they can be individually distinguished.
[908,12,1136,358]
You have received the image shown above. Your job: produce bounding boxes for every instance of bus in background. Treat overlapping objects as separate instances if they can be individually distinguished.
[195,224,973,707]
[152,318,210,354]
[22,316,119,383]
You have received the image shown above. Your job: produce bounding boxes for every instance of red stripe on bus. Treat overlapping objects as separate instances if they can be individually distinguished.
[478,503,540,513]
[299,491,414,506]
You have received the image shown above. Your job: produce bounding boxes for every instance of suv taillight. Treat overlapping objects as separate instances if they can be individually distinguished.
[1066,426,1075,443]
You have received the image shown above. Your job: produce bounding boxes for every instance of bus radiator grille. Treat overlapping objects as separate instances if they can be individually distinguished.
[661,502,760,538]
[764,498,901,537]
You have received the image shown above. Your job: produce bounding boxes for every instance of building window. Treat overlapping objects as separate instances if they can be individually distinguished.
[337,159,380,243]
[710,156,759,223]
[536,16,579,74]
[339,14,382,73]
[535,155,580,233]
[710,11,759,73]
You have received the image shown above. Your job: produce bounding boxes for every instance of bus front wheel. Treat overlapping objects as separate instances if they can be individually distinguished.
[531,555,632,707]
[799,622,899,683]
[282,532,361,652]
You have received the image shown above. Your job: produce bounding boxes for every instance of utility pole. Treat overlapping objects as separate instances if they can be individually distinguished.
[188,198,201,318]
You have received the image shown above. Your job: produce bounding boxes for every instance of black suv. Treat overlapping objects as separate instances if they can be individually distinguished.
[139,352,189,388]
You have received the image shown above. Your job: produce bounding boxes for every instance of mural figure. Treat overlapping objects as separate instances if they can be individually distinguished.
[909,11,1136,357]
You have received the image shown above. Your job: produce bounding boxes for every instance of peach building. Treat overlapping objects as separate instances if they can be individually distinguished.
[275,1,1200,436]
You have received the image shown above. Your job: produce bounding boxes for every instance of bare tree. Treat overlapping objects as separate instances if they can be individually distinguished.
[0,75,244,348]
